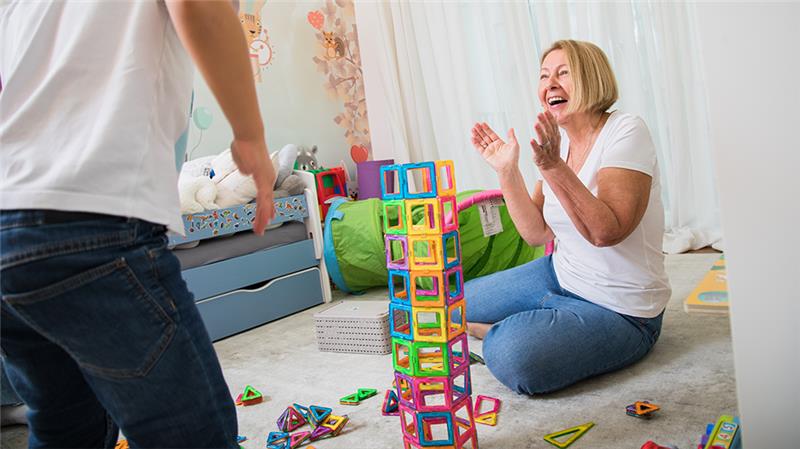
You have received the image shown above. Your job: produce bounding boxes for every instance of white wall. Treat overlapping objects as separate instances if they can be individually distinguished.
[188,2,359,173]
[695,3,800,446]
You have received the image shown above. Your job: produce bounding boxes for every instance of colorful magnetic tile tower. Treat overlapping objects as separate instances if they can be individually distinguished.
[382,161,477,449]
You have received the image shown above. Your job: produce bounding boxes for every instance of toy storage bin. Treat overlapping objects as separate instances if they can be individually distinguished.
[314,300,391,355]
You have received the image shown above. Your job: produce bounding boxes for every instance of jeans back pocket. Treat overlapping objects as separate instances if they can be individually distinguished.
[2,258,176,379]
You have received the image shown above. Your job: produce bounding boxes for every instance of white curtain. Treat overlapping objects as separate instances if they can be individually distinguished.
[356,1,722,253]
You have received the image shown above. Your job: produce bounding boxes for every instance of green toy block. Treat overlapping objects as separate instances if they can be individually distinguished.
[392,338,415,375]
[382,200,408,235]
[340,393,360,405]
[241,385,262,401]
[412,341,450,377]
[357,388,378,400]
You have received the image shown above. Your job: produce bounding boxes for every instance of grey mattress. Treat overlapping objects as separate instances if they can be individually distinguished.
[172,221,308,270]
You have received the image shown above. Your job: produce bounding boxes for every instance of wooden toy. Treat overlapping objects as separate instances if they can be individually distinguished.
[384,161,477,449]
[543,422,594,448]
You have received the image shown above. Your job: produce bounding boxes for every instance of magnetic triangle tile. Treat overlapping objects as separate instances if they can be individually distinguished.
[475,395,501,416]
[357,388,378,400]
[634,401,660,415]
[267,431,289,444]
[322,414,349,436]
[309,425,333,441]
[241,385,262,401]
[339,393,360,405]
[382,389,399,415]
[293,403,310,420]
[474,412,497,426]
[286,407,307,432]
[309,405,332,425]
[543,422,594,448]
[289,431,311,449]
[234,393,243,406]
[236,435,247,443]
[277,407,291,431]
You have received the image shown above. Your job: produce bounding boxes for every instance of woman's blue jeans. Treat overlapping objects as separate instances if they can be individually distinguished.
[0,210,238,448]
[465,255,663,395]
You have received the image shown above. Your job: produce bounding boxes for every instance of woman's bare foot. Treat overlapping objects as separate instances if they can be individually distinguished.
[466,322,492,340]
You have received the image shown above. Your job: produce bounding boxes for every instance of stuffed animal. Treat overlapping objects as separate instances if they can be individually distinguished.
[179,144,305,212]
[178,156,219,214]
[294,145,319,171]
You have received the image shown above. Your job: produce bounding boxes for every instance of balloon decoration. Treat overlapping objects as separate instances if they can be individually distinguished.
[307,10,324,30]
[350,145,369,164]
[193,107,213,130]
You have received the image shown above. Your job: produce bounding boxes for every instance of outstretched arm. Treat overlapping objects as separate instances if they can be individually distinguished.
[166,0,276,234]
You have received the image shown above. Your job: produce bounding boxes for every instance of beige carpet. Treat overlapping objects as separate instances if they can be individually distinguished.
[1,253,737,448]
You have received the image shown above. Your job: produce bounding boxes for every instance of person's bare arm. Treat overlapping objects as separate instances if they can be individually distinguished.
[166,0,275,234]
[540,163,651,247]
[497,171,553,246]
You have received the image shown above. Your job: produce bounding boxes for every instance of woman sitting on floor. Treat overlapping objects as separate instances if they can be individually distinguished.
[466,39,671,394]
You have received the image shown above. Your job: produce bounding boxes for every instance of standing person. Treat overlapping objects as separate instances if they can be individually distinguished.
[0,1,275,447]
[467,40,670,394]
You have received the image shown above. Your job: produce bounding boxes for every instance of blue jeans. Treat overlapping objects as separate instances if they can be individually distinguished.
[0,210,238,448]
[465,255,663,395]
[1,358,22,406]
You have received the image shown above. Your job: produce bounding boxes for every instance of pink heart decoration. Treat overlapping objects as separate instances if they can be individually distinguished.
[307,11,324,30]
[350,145,369,163]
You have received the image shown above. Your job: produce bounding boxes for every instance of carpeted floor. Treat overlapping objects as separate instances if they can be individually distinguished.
[1,253,737,448]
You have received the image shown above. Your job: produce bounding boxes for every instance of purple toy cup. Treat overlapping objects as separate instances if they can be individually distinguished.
[357,159,395,199]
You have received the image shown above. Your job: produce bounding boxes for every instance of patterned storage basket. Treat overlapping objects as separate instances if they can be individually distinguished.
[314,301,391,355]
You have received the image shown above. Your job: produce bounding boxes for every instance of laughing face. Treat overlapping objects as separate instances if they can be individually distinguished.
[538,49,573,124]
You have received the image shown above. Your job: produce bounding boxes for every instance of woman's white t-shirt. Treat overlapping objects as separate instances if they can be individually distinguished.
[542,111,671,318]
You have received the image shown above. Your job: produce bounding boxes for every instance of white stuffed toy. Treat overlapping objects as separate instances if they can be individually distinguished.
[212,149,259,208]
[178,144,300,213]
[178,155,219,214]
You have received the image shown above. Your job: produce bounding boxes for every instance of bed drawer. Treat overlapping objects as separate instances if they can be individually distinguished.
[183,239,317,300]
[196,267,323,341]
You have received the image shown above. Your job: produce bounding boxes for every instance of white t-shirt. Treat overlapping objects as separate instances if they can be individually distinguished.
[542,111,671,318]
[0,1,192,233]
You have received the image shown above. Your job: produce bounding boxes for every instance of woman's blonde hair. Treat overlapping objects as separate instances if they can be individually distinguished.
[541,40,618,114]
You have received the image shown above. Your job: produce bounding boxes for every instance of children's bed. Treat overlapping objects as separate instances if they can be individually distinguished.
[168,171,332,341]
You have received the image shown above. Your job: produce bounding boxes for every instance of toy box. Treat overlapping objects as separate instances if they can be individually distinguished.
[314,301,391,355]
